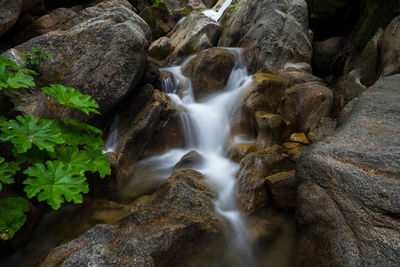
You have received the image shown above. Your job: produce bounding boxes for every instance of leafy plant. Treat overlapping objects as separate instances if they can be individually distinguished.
[42,84,100,116]
[23,160,89,210]
[0,197,29,240]
[0,52,111,240]
[21,47,53,71]
[226,3,239,16]
[0,55,36,91]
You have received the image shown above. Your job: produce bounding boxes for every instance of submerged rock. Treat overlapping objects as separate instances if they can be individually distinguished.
[219,0,312,73]
[173,150,204,170]
[296,74,400,266]
[6,0,151,119]
[42,169,224,266]
[181,48,236,101]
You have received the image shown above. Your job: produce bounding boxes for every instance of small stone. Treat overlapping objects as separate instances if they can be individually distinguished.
[283,142,302,149]
[289,133,309,144]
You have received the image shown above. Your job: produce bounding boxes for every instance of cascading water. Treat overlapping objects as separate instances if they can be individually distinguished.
[202,0,233,21]
[128,48,254,263]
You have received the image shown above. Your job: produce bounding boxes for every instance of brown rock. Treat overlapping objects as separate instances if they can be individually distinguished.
[266,170,296,209]
[139,3,176,40]
[149,37,173,60]
[283,142,302,149]
[254,112,283,149]
[173,150,204,170]
[287,146,307,161]
[42,169,224,266]
[289,133,309,145]
[244,73,287,115]
[182,48,236,101]
[237,149,294,213]
[281,82,333,133]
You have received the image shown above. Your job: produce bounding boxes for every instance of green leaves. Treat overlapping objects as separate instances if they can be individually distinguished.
[0,197,29,240]
[0,115,64,153]
[42,84,100,116]
[0,55,36,91]
[0,158,20,191]
[0,53,111,239]
[21,47,53,71]
[23,161,89,210]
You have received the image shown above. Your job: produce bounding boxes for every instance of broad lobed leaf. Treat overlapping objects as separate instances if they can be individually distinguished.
[0,157,20,191]
[41,84,100,116]
[23,160,89,210]
[0,197,29,240]
[0,115,64,153]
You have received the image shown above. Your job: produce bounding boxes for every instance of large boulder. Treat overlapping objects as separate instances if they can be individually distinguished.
[42,169,224,266]
[181,48,236,101]
[219,0,312,73]
[0,0,23,37]
[7,0,151,119]
[381,15,400,77]
[157,11,221,64]
[296,74,400,266]
[0,0,42,37]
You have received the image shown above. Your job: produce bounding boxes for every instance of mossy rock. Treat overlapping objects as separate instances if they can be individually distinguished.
[351,0,399,50]
[139,3,175,40]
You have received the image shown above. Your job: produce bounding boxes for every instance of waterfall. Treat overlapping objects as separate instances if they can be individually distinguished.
[157,48,254,259]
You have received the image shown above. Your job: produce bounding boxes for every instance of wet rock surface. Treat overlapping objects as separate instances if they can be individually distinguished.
[182,48,236,101]
[296,74,400,266]
[43,169,224,266]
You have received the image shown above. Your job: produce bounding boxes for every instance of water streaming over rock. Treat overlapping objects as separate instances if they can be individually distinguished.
[130,48,254,262]
[202,0,233,21]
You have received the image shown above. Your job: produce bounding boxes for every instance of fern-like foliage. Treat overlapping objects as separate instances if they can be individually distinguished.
[0,197,29,240]
[42,84,100,116]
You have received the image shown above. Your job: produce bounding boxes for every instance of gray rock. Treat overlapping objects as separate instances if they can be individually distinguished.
[296,74,400,266]
[0,0,23,37]
[381,15,400,77]
[237,148,294,213]
[8,0,151,119]
[219,0,312,74]
[165,11,221,64]
[42,169,223,266]
[281,81,333,133]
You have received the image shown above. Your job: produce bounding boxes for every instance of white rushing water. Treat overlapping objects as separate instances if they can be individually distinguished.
[202,0,233,21]
[155,48,253,257]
